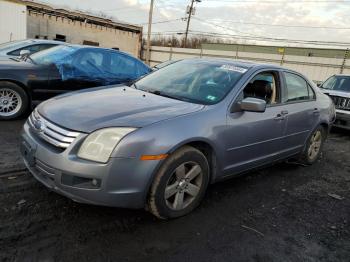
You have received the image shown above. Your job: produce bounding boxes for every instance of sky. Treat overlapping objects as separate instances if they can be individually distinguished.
[36,0,350,47]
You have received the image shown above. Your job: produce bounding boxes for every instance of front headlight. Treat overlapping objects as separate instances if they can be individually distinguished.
[77,127,136,163]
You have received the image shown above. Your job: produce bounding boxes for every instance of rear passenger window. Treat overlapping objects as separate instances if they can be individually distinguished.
[110,53,142,79]
[284,72,315,102]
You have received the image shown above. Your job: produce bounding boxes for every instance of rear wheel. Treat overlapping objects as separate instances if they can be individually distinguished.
[299,125,326,165]
[0,82,28,120]
[148,146,210,219]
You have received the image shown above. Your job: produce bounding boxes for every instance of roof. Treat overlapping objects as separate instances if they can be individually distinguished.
[58,43,134,55]
[5,0,142,34]
[19,39,65,44]
[334,74,350,77]
[184,57,284,69]
[41,44,149,66]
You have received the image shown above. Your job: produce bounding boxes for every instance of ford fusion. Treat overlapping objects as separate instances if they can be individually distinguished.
[21,59,335,219]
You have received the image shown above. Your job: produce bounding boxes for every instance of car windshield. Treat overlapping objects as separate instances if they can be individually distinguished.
[136,59,247,105]
[30,45,78,65]
[321,75,350,92]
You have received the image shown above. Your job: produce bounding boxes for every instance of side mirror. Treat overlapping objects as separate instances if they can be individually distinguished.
[240,97,266,112]
[19,49,30,58]
[317,82,322,88]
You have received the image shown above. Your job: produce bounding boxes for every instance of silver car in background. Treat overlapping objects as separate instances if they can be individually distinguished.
[20,59,335,219]
[0,39,63,60]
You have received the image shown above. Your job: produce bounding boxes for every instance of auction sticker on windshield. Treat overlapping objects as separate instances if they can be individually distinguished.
[220,65,247,73]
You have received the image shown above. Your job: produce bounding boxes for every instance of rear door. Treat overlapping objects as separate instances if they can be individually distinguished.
[280,71,319,155]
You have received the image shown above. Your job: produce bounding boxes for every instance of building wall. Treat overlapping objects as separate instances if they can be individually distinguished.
[27,12,141,57]
[0,0,26,43]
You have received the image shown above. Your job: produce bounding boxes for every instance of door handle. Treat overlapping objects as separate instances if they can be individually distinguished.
[313,108,320,115]
[274,113,286,121]
[274,110,288,121]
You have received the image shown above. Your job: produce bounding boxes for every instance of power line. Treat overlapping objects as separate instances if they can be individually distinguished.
[150,30,350,47]
[152,2,186,33]
[140,18,184,25]
[192,17,350,46]
[189,30,350,46]
[204,0,350,3]
[102,6,138,12]
[202,19,350,30]
[192,17,269,38]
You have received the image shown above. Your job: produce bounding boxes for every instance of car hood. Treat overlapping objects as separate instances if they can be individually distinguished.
[320,89,350,98]
[38,86,204,133]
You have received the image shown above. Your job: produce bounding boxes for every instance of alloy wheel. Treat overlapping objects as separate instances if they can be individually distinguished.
[164,161,203,211]
[308,130,322,161]
[0,88,22,117]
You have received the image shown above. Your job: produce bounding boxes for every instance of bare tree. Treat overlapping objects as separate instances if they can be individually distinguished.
[149,35,219,48]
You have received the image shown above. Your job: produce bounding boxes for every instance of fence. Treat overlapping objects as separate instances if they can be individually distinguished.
[143,45,350,83]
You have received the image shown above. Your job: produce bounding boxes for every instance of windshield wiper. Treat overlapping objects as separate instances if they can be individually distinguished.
[146,90,186,102]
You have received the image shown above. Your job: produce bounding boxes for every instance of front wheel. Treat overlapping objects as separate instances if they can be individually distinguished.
[0,82,28,120]
[299,126,326,165]
[148,146,210,219]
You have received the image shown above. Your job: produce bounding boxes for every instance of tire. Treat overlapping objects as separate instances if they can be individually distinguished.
[0,82,28,120]
[299,125,326,165]
[148,146,210,219]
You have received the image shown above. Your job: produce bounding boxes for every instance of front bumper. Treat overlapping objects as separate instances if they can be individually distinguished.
[334,109,350,130]
[20,121,161,209]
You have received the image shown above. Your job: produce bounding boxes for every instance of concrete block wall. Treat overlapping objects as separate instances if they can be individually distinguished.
[27,12,141,57]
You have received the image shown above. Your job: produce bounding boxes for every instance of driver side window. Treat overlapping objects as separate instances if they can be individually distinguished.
[242,71,280,105]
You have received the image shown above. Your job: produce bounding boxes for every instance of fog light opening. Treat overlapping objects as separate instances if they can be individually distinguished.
[92,179,98,186]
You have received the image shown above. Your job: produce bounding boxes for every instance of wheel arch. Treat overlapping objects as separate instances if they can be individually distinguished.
[167,138,219,184]
[0,79,31,103]
[319,121,330,139]
[143,137,220,207]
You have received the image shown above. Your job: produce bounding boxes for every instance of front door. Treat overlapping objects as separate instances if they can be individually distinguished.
[224,70,288,175]
[47,49,107,97]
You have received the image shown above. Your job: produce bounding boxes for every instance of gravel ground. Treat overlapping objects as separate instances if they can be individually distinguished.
[0,120,349,262]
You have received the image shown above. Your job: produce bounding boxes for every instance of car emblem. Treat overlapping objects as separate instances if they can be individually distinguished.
[33,119,45,132]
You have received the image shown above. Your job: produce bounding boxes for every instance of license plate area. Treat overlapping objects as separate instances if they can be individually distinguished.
[20,139,36,167]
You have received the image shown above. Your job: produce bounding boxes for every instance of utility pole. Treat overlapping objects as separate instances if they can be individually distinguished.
[184,0,201,48]
[146,0,154,65]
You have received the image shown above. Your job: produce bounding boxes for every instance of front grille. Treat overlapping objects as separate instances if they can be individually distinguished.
[329,95,350,111]
[28,110,81,149]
